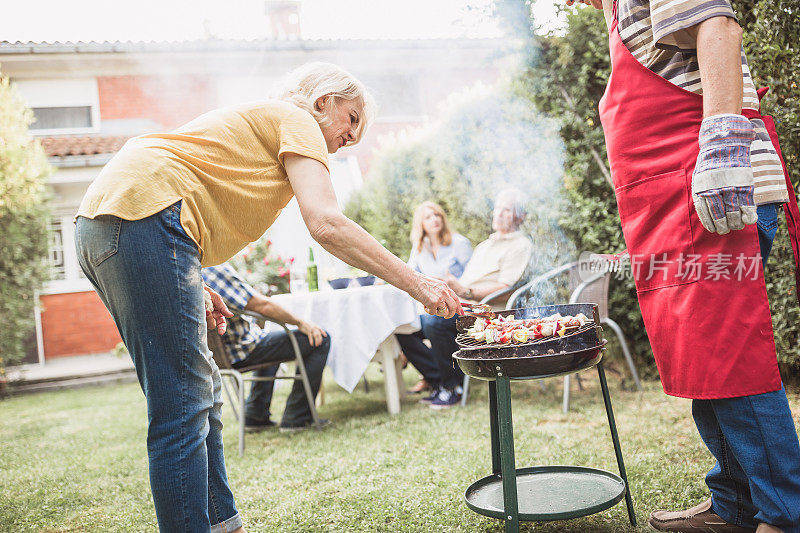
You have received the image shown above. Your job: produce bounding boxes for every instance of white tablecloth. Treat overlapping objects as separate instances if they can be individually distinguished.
[270,284,420,392]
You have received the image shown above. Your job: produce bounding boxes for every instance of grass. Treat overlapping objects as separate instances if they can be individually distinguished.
[2,361,799,532]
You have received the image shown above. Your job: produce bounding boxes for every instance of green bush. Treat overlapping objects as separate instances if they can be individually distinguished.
[228,236,294,296]
[0,73,52,378]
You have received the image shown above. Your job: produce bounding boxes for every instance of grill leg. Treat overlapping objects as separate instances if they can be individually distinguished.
[495,376,520,533]
[488,380,501,474]
[597,361,636,526]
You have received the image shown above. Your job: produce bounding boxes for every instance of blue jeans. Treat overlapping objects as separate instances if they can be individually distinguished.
[235,330,329,427]
[75,202,241,533]
[420,315,463,390]
[693,202,800,531]
[756,202,780,265]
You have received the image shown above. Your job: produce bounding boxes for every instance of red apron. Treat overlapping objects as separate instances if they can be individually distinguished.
[598,0,800,399]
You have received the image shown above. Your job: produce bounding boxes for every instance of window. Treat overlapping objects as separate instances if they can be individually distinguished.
[49,219,66,281]
[44,214,89,294]
[12,78,99,135]
[31,106,93,131]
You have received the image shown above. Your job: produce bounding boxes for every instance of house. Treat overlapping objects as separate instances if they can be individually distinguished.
[0,11,510,364]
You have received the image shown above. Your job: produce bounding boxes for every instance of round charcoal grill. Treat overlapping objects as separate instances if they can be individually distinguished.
[453,303,637,532]
[454,303,606,379]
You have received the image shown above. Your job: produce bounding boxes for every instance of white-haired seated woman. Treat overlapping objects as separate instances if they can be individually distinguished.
[74,62,461,533]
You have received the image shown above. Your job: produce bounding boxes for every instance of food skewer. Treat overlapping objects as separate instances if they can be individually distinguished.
[460,302,495,319]
[464,311,592,345]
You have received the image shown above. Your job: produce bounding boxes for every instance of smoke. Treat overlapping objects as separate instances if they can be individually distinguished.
[361,80,573,307]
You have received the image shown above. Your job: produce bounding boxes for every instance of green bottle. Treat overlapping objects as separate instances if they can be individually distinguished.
[307,247,319,292]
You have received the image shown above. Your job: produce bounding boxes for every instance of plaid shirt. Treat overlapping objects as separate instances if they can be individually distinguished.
[201,263,267,364]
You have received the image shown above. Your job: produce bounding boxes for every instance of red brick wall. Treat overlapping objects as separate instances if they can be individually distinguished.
[97,75,217,129]
[40,292,121,359]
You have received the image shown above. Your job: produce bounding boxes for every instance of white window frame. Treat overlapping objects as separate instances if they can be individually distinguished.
[43,212,93,295]
[12,78,101,136]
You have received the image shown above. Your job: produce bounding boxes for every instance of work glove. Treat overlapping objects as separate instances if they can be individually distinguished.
[691,114,758,235]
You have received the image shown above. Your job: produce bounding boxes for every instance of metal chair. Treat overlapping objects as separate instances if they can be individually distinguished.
[460,259,642,408]
[507,260,642,412]
[207,310,322,456]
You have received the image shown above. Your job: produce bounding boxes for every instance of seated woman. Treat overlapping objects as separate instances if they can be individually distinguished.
[397,201,472,394]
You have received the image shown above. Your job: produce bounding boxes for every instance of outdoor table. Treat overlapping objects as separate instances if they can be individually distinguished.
[270,284,420,415]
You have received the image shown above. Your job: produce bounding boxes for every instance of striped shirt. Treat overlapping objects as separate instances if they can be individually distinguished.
[202,263,266,364]
[618,0,789,204]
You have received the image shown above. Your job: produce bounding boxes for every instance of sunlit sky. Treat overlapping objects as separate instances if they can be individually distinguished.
[1,0,565,43]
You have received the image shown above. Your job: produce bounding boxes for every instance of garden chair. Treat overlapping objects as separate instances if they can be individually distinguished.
[460,256,642,409]
[207,310,322,456]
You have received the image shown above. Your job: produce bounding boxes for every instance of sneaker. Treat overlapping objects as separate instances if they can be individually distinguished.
[279,418,331,433]
[429,388,462,410]
[419,386,441,404]
[244,417,276,433]
[649,498,755,532]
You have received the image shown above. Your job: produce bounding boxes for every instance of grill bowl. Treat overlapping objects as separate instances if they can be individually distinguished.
[454,341,606,381]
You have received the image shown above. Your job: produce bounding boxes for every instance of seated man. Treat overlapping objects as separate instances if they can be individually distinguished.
[421,188,533,409]
[202,263,331,432]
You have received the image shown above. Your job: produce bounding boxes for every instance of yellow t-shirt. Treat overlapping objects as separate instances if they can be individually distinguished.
[76,99,329,266]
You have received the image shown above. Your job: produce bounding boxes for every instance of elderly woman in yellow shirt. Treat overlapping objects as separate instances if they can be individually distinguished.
[74,62,461,533]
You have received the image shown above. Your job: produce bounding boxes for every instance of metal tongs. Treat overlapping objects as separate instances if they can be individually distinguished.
[460,302,495,319]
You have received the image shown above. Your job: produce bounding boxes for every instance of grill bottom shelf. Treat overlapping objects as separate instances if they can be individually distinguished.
[465,466,626,521]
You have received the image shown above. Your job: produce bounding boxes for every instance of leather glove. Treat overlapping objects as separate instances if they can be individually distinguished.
[691,114,757,235]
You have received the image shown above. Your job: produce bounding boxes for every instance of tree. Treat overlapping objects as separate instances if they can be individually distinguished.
[0,73,52,381]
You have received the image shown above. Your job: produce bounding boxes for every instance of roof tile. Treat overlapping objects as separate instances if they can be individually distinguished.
[39,135,129,157]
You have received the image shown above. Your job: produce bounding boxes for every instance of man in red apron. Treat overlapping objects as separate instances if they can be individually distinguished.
[566,0,800,531]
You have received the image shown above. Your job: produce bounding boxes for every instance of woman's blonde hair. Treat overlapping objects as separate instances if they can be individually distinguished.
[272,62,377,145]
[410,201,454,253]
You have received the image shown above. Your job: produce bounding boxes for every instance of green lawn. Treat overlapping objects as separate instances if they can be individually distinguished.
[2,363,799,532]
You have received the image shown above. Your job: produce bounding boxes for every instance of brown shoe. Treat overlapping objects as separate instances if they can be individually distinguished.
[407,379,431,394]
[649,498,755,532]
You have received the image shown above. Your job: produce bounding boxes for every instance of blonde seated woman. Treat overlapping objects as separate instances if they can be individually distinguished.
[74,62,461,533]
[398,201,472,395]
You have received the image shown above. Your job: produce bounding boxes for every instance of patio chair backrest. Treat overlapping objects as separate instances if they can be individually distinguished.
[207,331,235,370]
[568,267,610,321]
[506,260,612,320]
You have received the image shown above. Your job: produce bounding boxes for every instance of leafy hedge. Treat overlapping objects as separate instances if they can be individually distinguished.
[0,73,51,378]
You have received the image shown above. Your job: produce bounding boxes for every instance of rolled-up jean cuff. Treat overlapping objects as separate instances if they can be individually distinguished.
[211,513,243,533]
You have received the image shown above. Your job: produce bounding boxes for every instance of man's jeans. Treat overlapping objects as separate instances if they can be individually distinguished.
[75,202,241,533]
[420,314,463,390]
[395,330,441,387]
[694,202,800,531]
[234,330,329,427]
